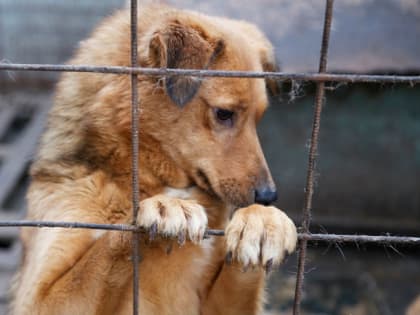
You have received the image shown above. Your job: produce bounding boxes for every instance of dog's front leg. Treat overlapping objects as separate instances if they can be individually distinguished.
[202,205,297,315]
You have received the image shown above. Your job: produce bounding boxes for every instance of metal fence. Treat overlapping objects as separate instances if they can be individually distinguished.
[1,0,420,314]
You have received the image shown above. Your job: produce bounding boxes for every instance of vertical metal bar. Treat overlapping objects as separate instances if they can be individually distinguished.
[130,0,140,315]
[292,1,334,314]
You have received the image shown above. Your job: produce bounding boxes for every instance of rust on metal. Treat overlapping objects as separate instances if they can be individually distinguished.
[293,1,335,315]
[2,220,420,245]
[130,1,140,315]
[0,63,420,84]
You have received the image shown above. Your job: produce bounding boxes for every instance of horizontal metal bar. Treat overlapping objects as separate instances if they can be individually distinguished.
[1,63,420,83]
[1,220,419,245]
[0,220,137,231]
[298,233,420,245]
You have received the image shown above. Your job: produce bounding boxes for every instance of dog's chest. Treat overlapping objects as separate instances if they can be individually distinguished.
[117,239,217,315]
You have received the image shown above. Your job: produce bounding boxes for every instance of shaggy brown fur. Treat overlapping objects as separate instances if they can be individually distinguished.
[11,5,297,315]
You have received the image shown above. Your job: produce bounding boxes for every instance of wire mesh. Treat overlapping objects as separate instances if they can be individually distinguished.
[1,0,420,314]
[1,63,420,83]
[1,220,420,245]
[130,1,140,314]
[293,1,334,314]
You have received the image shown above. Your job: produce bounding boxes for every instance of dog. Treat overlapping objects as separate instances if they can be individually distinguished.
[11,4,297,315]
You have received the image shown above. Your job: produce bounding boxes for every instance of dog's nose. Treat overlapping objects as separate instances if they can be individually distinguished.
[254,187,278,205]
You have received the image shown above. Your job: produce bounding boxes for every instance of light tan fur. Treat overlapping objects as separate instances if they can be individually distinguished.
[11,5,296,315]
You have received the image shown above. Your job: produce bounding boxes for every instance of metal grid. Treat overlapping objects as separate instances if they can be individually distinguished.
[1,0,420,314]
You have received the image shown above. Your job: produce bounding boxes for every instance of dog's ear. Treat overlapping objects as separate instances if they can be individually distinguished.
[261,53,281,99]
[149,21,224,107]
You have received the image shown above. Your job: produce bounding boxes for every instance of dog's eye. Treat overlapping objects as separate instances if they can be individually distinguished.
[214,108,234,126]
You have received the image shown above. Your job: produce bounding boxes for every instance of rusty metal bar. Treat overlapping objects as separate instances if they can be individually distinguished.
[130,0,140,314]
[297,233,420,245]
[293,1,334,315]
[1,63,420,84]
[0,220,138,231]
[1,220,420,245]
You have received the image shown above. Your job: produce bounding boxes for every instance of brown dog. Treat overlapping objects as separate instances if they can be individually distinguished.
[11,5,297,315]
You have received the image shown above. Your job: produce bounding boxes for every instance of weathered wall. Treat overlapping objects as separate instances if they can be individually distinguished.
[1,0,420,75]
[0,0,123,81]
[262,84,420,233]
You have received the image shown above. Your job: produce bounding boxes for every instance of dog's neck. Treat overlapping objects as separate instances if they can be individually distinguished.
[136,136,230,229]
[138,134,191,187]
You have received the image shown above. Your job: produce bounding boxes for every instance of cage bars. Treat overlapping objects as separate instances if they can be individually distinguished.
[292,1,334,314]
[129,1,141,314]
[1,63,420,84]
[1,220,420,245]
[1,0,420,314]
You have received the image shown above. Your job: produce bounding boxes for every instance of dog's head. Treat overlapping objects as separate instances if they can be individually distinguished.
[139,11,280,208]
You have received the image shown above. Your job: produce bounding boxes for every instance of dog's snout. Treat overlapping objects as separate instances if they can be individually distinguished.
[254,187,277,205]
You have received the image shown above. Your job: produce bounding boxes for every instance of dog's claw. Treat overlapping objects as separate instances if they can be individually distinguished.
[225,251,233,265]
[139,195,208,246]
[166,243,173,255]
[149,223,158,240]
[177,230,186,245]
[265,258,273,274]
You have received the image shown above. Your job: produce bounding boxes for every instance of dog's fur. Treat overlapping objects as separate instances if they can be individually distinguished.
[11,5,297,315]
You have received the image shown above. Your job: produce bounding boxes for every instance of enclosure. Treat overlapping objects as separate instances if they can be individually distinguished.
[1,0,420,314]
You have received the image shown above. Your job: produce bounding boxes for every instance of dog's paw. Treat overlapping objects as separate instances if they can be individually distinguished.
[138,194,207,244]
[225,205,297,271]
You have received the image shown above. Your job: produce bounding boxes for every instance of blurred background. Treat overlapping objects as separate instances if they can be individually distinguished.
[0,0,419,314]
